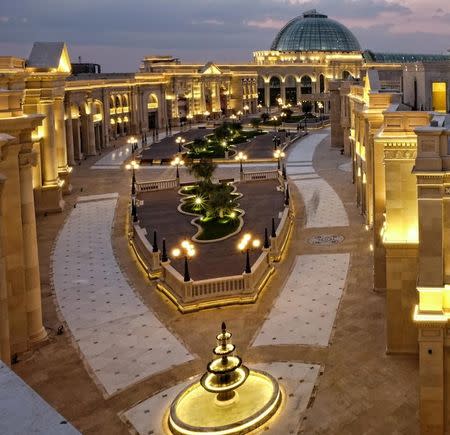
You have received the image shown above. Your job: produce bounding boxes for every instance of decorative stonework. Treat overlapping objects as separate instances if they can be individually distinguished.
[308,234,344,246]
[384,148,417,160]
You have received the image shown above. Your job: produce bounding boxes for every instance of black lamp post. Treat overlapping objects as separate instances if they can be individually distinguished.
[132,198,138,222]
[161,239,168,262]
[271,217,276,238]
[264,227,270,249]
[152,230,158,252]
[183,256,191,282]
[245,249,251,274]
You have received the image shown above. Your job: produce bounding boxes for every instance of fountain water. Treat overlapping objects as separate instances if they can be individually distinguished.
[168,322,282,434]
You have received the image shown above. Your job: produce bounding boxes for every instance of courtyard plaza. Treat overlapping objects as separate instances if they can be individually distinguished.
[10,127,419,434]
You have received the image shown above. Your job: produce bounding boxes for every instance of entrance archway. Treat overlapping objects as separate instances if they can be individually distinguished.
[269,76,281,106]
[285,75,297,105]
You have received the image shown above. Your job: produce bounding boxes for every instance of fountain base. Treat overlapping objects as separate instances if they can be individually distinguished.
[168,369,282,435]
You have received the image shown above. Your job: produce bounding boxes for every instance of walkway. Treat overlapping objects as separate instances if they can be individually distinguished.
[0,361,79,434]
[286,132,349,228]
[52,193,193,396]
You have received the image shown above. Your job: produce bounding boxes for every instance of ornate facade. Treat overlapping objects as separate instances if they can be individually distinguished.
[332,62,450,433]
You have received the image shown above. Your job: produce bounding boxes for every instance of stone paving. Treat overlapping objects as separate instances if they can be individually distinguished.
[287,132,349,228]
[0,361,80,434]
[52,193,193,396]
[253,253,350,347]
[10,129,420,435]
[122,362,320,435]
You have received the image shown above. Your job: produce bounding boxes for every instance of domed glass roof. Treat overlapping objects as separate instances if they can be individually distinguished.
[270,10,361,52]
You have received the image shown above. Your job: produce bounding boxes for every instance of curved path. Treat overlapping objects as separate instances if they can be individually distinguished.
[52,193,192,396]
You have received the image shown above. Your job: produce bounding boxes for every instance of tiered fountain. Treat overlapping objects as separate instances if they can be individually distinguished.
[168,322,282,434]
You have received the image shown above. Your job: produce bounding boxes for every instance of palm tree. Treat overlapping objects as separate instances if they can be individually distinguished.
[188,158,217,183]
[206,185,238,219]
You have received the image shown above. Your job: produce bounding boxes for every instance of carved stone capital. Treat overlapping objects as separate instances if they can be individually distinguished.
[18,150,38,168]
[384,148,417,160]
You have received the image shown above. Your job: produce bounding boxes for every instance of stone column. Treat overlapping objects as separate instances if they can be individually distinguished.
[280,81,286,104]
[19,151,47,344]
[86,100,97,155]
[35,100,64,213]
[296,81,302,105]
[0,172,10,365]
[64,104,75,166]
[54,98,68,173]
[54,98,71,193]
[38,100,58,187]
[264,82,270,108]
[72,117,82,161]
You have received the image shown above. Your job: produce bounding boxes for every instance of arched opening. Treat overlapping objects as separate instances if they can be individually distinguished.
[269,76,281,106]
[342,71,353,80]
[301,75,312,95]
[115,95,121,109]
[147,93,159,130]
[177,94,188,122]
[122,94,129,109]
[70,105,82,160]
[257,76,265,106]
[319,74,325,93]
[92,100,104,150]
[285,76,297,105]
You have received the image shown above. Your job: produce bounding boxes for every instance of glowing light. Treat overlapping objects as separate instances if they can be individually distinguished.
[181,240,190,249]
[252,239,261,248]
[172,248,181,258]
[244,233,251,241]
[194,197,203,205]
[229,211,236,218]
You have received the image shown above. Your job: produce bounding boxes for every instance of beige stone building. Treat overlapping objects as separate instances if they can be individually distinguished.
[332,61,450,433]
[1,8,450,432]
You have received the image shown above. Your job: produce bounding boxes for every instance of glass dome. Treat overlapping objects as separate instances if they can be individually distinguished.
[270,10,361,52]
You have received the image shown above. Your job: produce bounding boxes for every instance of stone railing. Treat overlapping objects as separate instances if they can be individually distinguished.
[241,170,278,182]
[270,205,293,261]
[130,197,294,312]
[129,223,162,277]
[136,178,178,192]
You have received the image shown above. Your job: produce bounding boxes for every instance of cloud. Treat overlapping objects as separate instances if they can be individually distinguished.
[244,18,286,29]
[192,18,224,25]
[0,16,10,23]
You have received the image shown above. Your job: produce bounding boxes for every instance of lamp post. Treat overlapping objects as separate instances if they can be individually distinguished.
[125,159,140,196]
[175,136,186,153]
[257,103,262,113]
[171,240,196,282]
[204,110,210,122]
[273,149,285,170]
[237,233,261,274]
[237,110,243,120]
[230,113,237,124]
[235,151,247,173]
[317,101,324,119]
[171,155,185,180]
[243,104,249,116]
[272,134,281,150]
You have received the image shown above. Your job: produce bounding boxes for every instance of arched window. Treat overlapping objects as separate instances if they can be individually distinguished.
[301,75,312,94]
[319,74,325,93]
[342,71,352,80]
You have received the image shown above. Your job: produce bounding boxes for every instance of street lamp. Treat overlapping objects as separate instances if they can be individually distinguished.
[171,155,185,179]
[230,113,237,124]
[317,101,324,119]
[125,159,140,196]
[257,103,262,112]
[172,239,196,282]
[277,97,283,106]
[204,110,210,121]
[272,134,281,150]
[127,136,138,153]
[175,136,186,153]
[243,104,250,115]
[235,151,247,173]
[237,233,261,274]
[273,149,285,170]
[237,110,243,120]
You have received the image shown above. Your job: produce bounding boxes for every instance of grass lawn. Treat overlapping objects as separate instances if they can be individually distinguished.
[195,214,241,240]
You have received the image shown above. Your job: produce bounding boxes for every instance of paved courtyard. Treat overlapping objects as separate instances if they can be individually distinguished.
[9,128,419,434]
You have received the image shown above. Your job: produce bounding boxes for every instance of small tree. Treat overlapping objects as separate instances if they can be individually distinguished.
[260,112,270,123]
[250,118,261,130]
[206,185,238,219]
[188,158,217,193]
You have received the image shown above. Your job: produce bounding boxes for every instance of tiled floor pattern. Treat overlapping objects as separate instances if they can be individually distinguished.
[287,133,349,228]
[52,193,192,396]
[253,254,350,347]
[0,362,80,434]
[122,362,320,435]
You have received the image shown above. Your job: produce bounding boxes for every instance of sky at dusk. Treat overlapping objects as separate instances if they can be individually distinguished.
[1,0,450,72]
